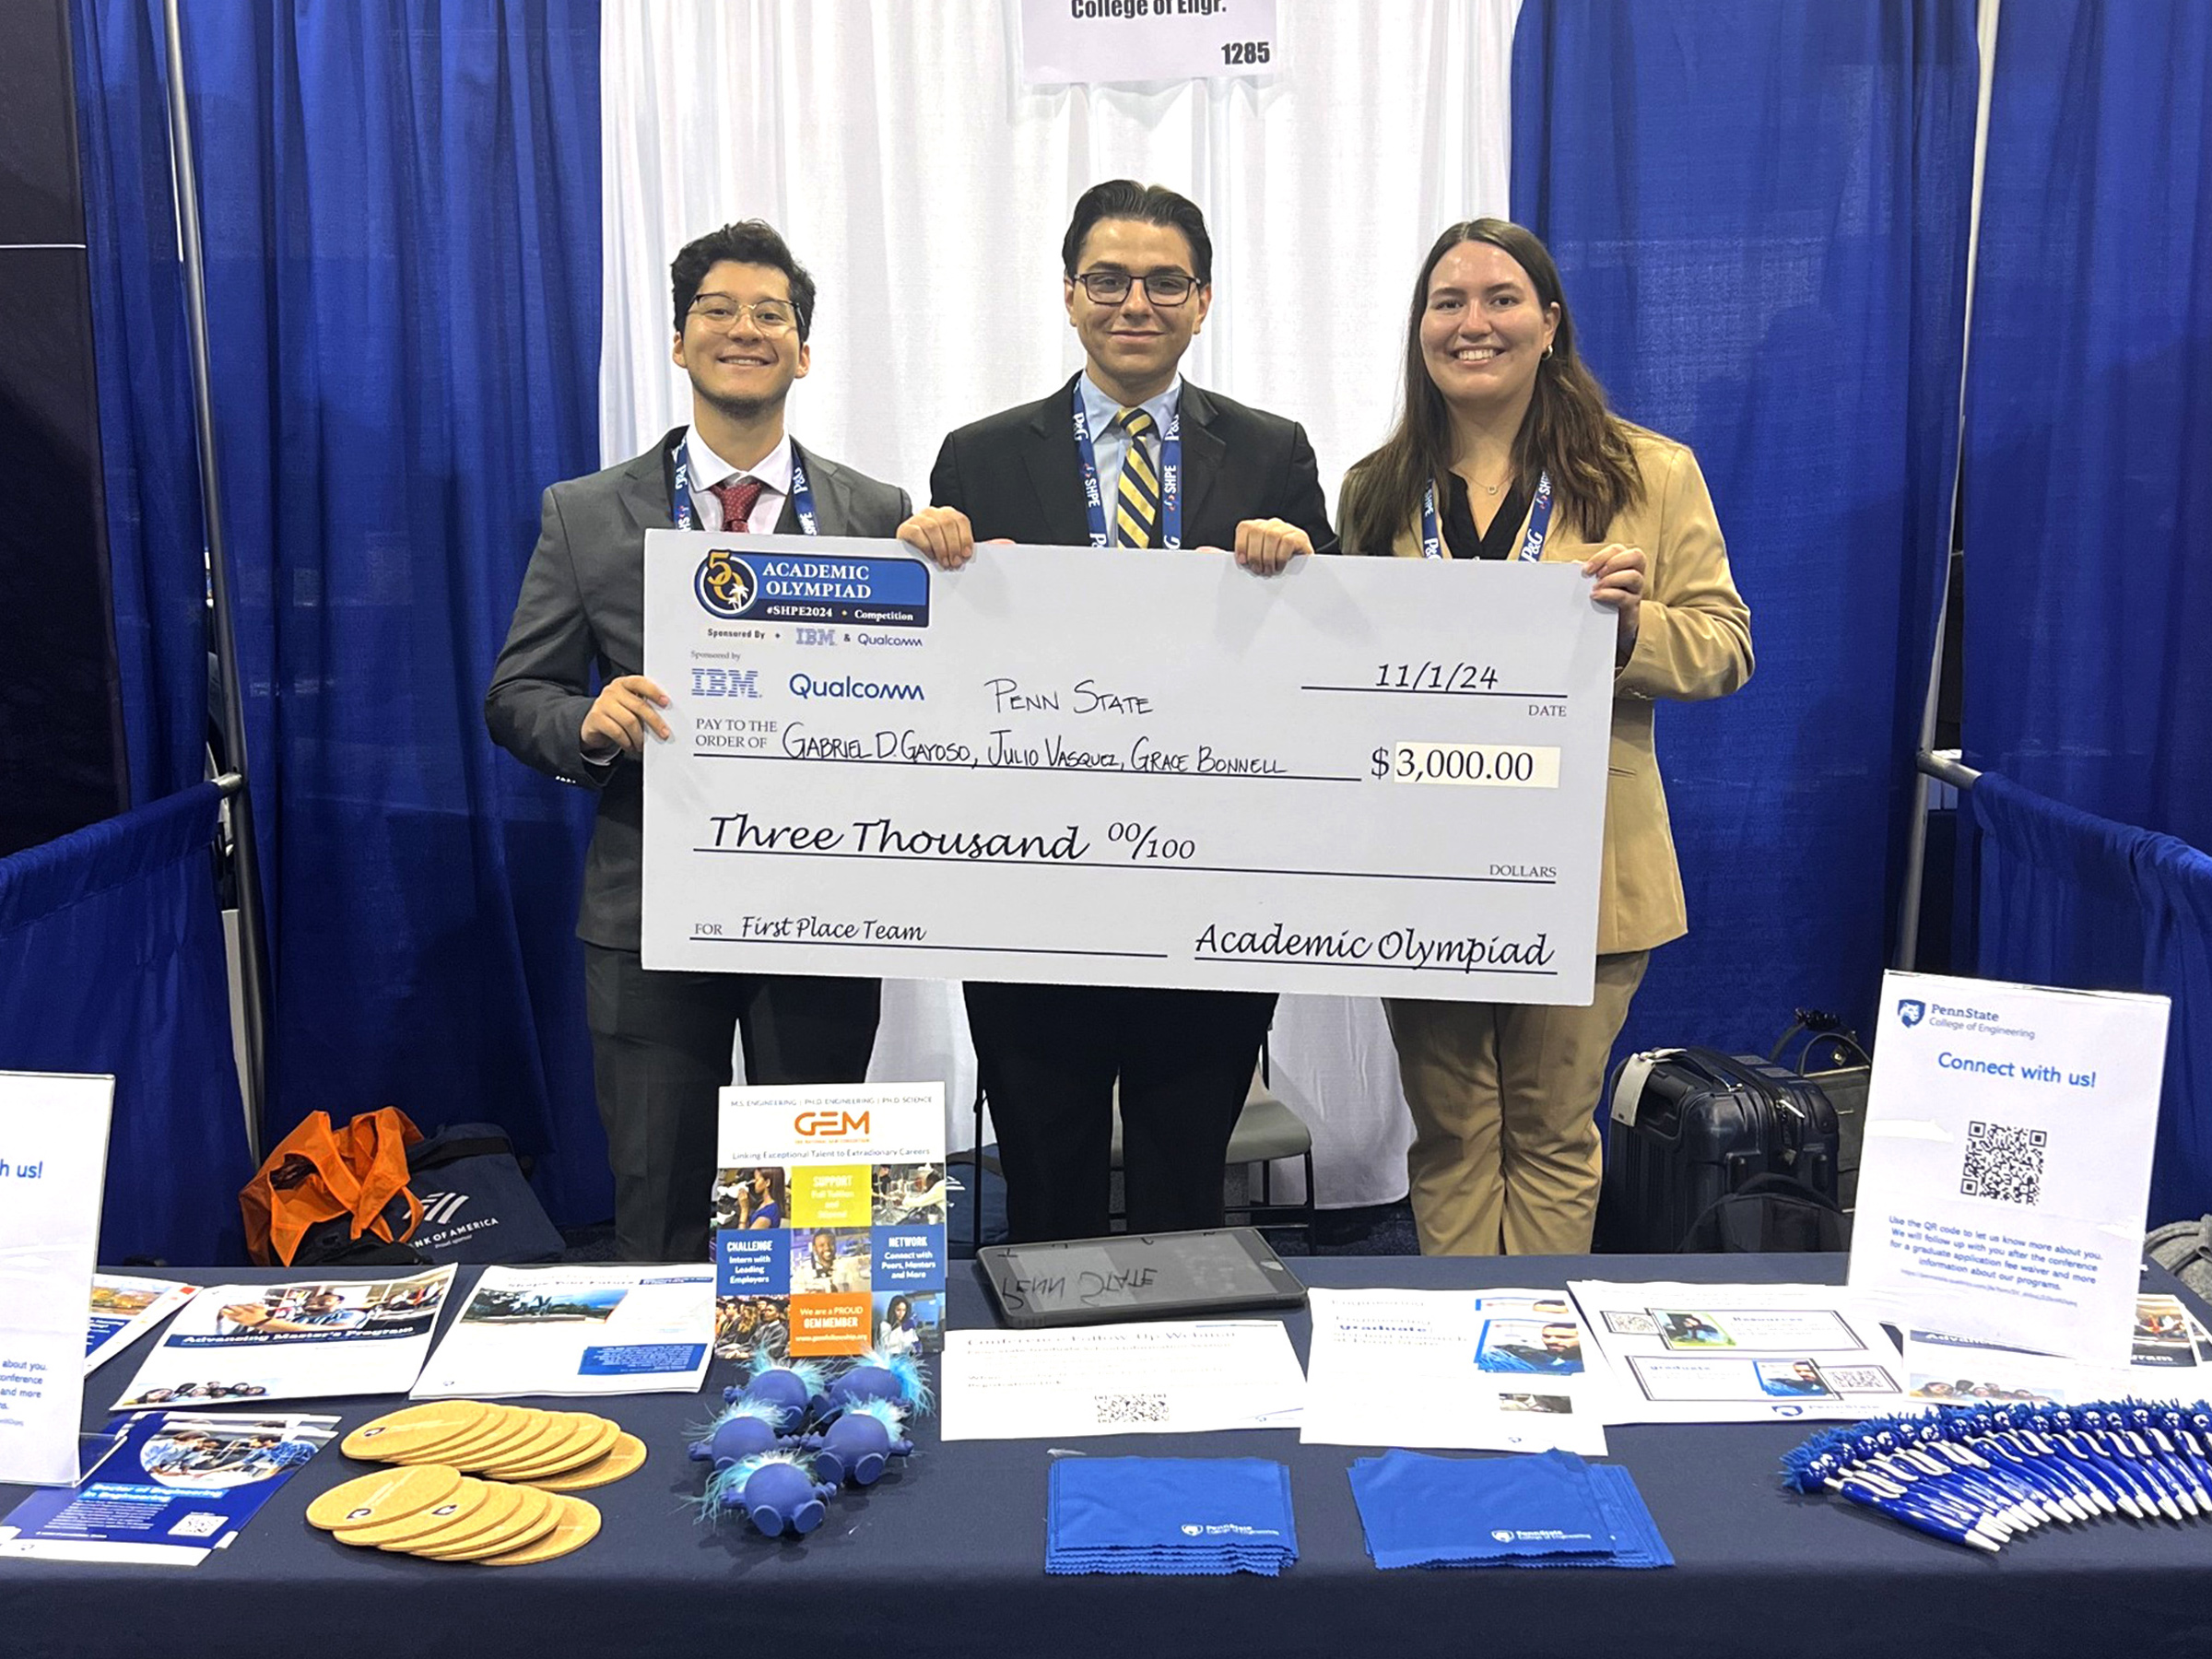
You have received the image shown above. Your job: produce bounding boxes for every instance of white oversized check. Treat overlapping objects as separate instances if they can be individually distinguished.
[641,535,1615,1003]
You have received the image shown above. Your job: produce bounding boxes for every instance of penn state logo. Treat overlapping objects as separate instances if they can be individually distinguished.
[1897,999,1927,1029]
[695,549,759,618]
[1491,1529,1515,1543]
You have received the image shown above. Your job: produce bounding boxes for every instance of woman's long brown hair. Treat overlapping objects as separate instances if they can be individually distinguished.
[1342,219,1643,555]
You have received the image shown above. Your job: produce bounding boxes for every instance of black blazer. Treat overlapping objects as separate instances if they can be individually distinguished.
[929,374,1338,553]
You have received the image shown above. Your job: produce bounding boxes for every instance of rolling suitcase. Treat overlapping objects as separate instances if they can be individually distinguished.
[1596,1047,1843,1253]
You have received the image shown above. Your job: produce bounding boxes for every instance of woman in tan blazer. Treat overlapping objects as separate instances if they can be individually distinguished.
[1340,218,1753,1255]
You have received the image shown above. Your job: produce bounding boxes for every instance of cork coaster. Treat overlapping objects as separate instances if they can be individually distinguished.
[527,1432,646,1493]
[410,1484,561,1561]
[306,1464,461,1533]
[340,1402,493,1464]
[477,1495,602,1567]
[335,1478,495,1548]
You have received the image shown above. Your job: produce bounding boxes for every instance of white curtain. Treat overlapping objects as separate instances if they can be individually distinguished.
[600,0,1520,1201]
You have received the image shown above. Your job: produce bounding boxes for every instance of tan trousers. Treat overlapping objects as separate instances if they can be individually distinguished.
[1385,951,1649,1255]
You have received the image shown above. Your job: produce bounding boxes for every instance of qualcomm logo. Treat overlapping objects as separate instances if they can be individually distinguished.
[1897,999,1927,1029]
[419,1191,469,1228]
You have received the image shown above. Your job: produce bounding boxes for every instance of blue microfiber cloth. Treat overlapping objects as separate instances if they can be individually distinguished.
[1347,1449,1671,1571]
[1048,1457,1299,1577]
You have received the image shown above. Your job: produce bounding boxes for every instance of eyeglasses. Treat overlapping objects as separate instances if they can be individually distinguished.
[688,298,799,335]
[1072,269,1201,307]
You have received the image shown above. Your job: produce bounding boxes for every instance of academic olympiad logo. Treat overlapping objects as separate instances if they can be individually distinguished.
[1897,999,1927,1029]
[694,548,759,619]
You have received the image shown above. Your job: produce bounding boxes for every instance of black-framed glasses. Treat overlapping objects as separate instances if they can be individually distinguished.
[1072,269,1201,307]
[688,297,798,335]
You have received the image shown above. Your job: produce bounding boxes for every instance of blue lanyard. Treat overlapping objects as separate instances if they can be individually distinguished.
[671,440,819,535]
[1073,385,1182,549]
[1420,468,1554,561]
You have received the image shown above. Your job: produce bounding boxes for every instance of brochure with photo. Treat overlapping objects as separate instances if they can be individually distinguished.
[111,1269,455,1410]
[411,1265,714,1398]
[713,1084,947,1362]
[85,1276,199,1375]
[0,1412,337,1565]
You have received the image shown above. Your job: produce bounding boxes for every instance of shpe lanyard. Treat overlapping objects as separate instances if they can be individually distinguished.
[1073,384,1183,549]
[1420,469,1554,562]
[671,441,820,535]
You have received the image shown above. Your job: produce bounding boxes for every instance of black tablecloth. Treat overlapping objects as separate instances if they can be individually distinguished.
[9,1254,2212,1659]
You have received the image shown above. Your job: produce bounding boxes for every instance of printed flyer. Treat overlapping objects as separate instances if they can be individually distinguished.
[1900,1294,2212,1406]
[0,1070,114,1486]
[1301,1288,1607,1455]
[86,1276,199,1375]
[412,1265,714,1397]
[1848,971,2168,1368]
[0,1411,336,1565]
[712,1084,947,1361]
[112,1268,455,1410]
[1569,1280,1912,1425]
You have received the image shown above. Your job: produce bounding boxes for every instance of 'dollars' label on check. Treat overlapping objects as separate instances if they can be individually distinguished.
[641,535,1616,1005]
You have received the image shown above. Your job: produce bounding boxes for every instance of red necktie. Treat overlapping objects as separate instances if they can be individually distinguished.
[709,476,766,532]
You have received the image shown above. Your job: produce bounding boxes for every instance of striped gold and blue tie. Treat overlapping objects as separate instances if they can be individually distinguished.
[1112,406,1160,548]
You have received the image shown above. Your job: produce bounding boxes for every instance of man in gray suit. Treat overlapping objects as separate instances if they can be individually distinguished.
[487,220,909,1262]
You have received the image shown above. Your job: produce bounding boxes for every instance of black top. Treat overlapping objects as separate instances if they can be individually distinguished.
[1442,470,1531,561]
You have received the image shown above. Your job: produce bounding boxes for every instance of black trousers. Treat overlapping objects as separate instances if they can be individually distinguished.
[584,947,880,1262]
[964,981,1276,1243]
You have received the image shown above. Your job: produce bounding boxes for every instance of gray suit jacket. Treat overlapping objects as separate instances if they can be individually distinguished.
[485,429,913,950]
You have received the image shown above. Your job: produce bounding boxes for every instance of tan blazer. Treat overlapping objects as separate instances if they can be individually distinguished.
[1346,426,1753,955]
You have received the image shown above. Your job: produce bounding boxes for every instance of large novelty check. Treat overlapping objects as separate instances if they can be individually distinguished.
[641,535,1615,1003]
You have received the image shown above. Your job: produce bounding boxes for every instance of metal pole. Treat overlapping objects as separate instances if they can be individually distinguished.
[1917,749,1983,792]
[1895,0,2006,972]
[162,0,271,1165]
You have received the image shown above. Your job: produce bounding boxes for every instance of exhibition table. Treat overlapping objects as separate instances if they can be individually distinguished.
[7,1254,2210,1659]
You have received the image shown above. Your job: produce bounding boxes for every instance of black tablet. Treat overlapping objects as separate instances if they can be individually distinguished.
[975,1227,1308,1328]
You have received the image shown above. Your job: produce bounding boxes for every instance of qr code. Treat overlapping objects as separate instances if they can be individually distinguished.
[168,1512,226,1539]
[1092,1394,1170,1427]
[1960,1120,2047,1206]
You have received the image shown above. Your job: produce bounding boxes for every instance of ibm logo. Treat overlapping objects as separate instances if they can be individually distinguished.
[690,669,760,699]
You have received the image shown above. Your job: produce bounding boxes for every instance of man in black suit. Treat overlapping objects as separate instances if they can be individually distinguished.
[899,180,1336,1243]
[487,221,909,1262]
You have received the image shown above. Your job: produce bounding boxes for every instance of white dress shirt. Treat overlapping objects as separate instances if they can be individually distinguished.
[684,426,793,533]
[1077,371,1182,547]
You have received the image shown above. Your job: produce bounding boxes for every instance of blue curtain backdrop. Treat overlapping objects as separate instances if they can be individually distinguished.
[1961,0,2212,851]
[171,2,607,1222]
[0,783,250,1262]
[70,0,210,808]
[1970,773,2212,1226]
[1512,0,1977,1054]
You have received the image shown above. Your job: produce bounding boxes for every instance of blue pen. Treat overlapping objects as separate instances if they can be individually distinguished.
[1836,1477,2003,1552]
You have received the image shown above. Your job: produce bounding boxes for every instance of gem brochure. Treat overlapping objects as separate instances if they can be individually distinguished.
[713,1084,947,1361]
